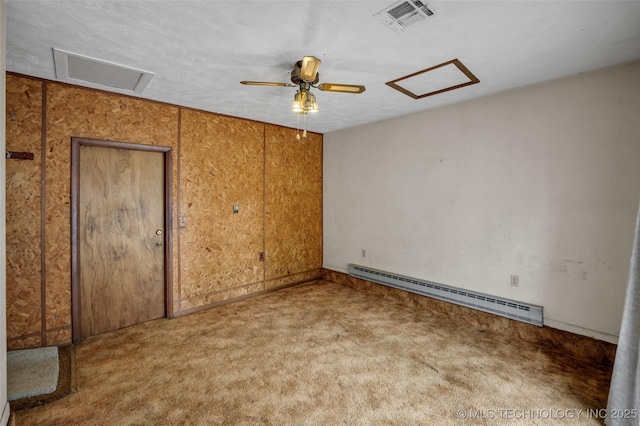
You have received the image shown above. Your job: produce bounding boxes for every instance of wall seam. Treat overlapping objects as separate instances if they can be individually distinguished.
[262,125,267,289]
[40,81,47,346]
[320,134,324,271]
[176,107,182,314]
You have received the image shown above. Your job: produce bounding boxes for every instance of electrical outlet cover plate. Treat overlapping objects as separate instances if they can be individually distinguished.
[510,275,519,287]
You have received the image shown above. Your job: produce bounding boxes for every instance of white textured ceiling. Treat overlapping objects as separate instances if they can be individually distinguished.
[6,1,640,134]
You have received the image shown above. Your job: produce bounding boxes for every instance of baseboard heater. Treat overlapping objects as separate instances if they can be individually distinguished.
[348,264,544,327]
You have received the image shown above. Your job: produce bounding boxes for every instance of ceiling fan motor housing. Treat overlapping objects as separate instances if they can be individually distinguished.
[291,61,320,85]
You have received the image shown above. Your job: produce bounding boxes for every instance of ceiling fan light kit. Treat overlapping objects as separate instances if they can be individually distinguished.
[240,55,365,139]
[291,90,319,114]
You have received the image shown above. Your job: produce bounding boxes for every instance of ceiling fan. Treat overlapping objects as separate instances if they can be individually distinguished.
[240,56,366,116]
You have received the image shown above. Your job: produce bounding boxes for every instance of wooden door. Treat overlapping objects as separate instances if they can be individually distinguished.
[78,144,165,339]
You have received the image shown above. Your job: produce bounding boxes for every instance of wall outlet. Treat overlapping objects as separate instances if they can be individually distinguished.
[510,274,519,287]
[179,217,187,228]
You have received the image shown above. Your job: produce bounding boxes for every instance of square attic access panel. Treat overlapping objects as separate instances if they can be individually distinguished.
[386,59,479,99]
[53,48,154,94]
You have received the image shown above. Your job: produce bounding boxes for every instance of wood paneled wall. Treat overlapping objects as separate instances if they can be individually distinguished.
[265,126,323,289]
[5,74,323,349]
[6,76,43,348]
[179,110,265,310]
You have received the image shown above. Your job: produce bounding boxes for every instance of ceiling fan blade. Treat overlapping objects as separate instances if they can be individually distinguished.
[300,56,321,82]
[240,81,295,87]
[318,83,366,94]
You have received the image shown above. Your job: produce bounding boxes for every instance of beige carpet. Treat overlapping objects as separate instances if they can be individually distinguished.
[14,280,611,425]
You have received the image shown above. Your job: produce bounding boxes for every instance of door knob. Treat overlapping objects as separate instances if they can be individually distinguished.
[155,229,163,235]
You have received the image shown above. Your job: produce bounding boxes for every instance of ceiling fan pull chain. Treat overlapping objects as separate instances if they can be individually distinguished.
[303,114,308,138]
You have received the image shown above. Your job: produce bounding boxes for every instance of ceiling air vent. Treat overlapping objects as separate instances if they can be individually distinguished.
[52,48,154,94]
[374,0,434,33]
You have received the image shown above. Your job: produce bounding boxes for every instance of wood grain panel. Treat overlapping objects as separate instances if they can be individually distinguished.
[265,126,322,280]
[179,110,264,304]
[45,83,179,333]
[5,75,43,339]
[79,146,165,338]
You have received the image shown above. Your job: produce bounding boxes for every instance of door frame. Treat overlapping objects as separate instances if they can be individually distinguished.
[70,137,173,343]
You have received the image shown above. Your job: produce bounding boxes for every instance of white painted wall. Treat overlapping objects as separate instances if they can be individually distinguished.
[324,61,640,344]
[1,0,9,423]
